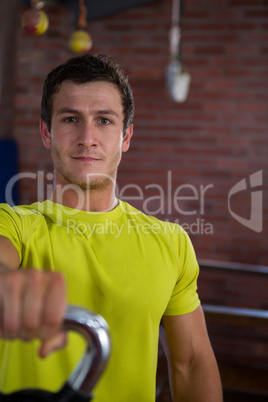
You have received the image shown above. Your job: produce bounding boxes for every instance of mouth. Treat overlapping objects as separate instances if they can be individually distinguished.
[71,156,101,162]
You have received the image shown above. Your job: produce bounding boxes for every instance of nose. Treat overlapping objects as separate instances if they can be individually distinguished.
[77,122,98,148]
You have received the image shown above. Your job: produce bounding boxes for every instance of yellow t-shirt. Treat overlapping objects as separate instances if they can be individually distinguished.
[0,200,200,401]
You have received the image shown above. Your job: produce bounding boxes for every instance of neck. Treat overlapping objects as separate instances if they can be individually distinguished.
[49,185,118,212]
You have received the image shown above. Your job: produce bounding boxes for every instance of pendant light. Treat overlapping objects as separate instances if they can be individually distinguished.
[167,0,191,102]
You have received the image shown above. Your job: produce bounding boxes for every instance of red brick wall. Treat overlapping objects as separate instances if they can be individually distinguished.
[12,0,268,267]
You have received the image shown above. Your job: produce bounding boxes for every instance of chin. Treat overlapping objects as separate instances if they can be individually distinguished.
[75,175,114,191]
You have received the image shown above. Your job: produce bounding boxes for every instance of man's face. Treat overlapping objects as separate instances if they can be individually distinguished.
[41,80,132,191]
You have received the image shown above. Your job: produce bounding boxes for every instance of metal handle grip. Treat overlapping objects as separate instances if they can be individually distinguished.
[63,305,111,395]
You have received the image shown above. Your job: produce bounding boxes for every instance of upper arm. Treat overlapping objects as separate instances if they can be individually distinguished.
[0,235,20,269]
[161,305,214,367]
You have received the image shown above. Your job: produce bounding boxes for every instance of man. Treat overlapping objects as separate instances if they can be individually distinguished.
[0,54,222,401]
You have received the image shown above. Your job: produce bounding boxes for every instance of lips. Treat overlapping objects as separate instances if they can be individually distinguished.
[72,155,101,162]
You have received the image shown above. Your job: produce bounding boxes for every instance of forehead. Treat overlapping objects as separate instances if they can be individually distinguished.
[52,80,123,112]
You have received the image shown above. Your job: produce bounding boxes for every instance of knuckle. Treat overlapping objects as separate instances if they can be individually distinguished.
[51,272,65,289]
[26,269,43,289]
[23,318,38,334]
[21,331,35,342]
[3,319,18,339]
[21,332,35,342]
[44,312,61,328]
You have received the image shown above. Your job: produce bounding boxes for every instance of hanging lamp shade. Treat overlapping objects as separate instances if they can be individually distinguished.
[167,0,191,102]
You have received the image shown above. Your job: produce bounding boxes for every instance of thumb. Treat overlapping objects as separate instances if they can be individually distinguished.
[39,331,67,358]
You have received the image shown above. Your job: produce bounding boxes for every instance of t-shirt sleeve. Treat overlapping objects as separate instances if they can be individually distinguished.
[0,203,23,262]
[164,227,200,316]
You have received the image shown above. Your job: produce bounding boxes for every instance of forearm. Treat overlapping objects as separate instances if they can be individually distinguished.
[168,353,223,402]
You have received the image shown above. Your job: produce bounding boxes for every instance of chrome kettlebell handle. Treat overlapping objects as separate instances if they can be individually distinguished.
[0,305,111,402]
[63,305,111,395]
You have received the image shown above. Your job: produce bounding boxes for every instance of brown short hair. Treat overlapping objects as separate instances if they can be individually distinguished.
[41,53,134,135]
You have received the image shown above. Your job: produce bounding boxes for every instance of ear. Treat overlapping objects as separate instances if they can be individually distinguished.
[40,119,51,149]
[122,124,133,153]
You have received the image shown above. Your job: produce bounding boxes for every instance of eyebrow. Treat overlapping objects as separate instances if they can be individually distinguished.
[56,108,119,118]
[98,109,119,118]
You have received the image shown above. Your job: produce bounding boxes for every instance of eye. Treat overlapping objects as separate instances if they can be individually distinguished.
[64,116,77,123]
[99,117,111,125]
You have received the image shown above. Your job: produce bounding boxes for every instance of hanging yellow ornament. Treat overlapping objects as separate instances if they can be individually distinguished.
[22,8,49,36]
[69,30,92,53]
[69,0,92,53]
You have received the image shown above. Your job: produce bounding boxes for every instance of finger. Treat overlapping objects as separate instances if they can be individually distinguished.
[39,272,67,341]
[1,271,24,339]
[21,269,50,341]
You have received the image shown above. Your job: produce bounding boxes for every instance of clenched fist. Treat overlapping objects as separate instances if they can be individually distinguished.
[0,269,67,357]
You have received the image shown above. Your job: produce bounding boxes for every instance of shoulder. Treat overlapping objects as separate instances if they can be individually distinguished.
[0,203,45,256]
[0,202,47,229]
[119,201,191,249]
[0,202,43,217]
